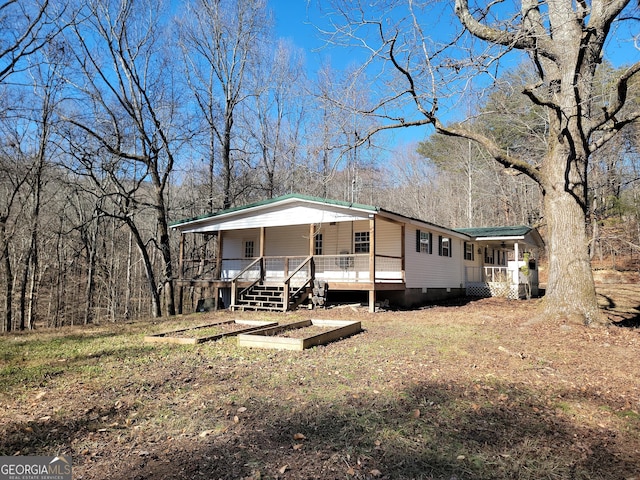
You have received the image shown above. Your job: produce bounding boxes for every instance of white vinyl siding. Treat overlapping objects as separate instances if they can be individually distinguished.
[221,229,259,258]
[264,225,309,256]
[316,221,358,255]
[405,226,464,289]
[375,219,401,257]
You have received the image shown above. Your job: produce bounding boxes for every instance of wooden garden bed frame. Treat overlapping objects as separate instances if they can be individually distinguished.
[237,319,361,351]
[144,319,278,345]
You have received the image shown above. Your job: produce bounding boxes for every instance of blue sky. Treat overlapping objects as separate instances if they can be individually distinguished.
[271,1,362,73]
[271,2,321,57]
[270,1,640,148]
[269,1,441,146]
[271,1,639,72]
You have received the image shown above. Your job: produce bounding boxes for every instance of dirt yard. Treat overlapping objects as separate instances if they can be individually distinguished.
[1,284,639,479]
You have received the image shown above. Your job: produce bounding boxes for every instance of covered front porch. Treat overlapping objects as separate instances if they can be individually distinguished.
[465,262,539,299]
[459,226,544,300]
[175,214,406,312]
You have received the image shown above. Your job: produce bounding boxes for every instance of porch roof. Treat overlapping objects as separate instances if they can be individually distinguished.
[170,194,379,233]
[171,193,378,227]
[170,195,546,250]
[170,193,468,238]
[455,225,545,248]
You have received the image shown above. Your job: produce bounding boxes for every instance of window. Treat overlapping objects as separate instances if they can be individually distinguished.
[464,242,474,261]
[484,247,494,264]
[416,230,432,254]
[354,231,370,253]
[314,233,323,255]
[439,236,451,257]
[244,240,254,258]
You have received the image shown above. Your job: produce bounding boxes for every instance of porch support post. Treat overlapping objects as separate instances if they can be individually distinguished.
[178,232,184,314]
[215,232,223,280]
[259,227,266,282]
[401,225,405,282]
[309,224,315,256]
[369,216,376,313]
[215,232,223,310]
[513,242,520,285]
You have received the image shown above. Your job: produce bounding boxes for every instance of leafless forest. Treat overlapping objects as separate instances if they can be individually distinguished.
[1,0,639,330]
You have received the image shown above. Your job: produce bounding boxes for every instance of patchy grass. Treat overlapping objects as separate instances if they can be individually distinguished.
[1,287,640,480]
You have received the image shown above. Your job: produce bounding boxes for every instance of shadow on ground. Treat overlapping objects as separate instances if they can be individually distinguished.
[13,379,632,480]
[598,285,640,328]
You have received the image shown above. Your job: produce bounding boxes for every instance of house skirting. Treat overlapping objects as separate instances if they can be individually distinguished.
[466,282,538,299]
[378,287,465,309]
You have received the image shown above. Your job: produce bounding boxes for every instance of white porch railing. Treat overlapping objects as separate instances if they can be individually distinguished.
[219,254,403,284]
[465,266,518,284]
[221,258,259,281]
[314,254,369,282]
[465,266,527,299]
[374,255,404,282]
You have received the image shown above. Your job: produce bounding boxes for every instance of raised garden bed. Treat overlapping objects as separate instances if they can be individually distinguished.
[237,319,361,351]
[144,319,278,345]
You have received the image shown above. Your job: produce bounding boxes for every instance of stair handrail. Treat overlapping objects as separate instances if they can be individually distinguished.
[284,255,313,284]
[283,256,314,311]
[231,257,263,308]
[239,276,262,297]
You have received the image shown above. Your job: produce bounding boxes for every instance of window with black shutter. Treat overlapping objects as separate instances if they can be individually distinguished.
[416,230,431,254]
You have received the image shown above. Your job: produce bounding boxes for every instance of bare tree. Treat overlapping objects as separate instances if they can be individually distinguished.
[0,0,57,83]
[0,0,66,332]
[0,144,28,332]
[248,40,307,199]
[179,0,271,210]
[62,0,183,317]
[322,0,640,325]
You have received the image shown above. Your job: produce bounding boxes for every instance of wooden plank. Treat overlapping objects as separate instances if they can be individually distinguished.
[144,319,277,345]
[301,320,363,349]
[242,319,311,337]
[237,319,361,351]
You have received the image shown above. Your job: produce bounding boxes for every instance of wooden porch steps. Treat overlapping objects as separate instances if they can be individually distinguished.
[233,282,311,312]
[235,284,285,311]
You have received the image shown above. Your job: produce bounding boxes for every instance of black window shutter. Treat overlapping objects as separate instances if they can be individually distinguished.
[429,232,433,254]
[438,235,443,256]
[416,229,421,253]
[449,239,452,257]
[464,241,467,259]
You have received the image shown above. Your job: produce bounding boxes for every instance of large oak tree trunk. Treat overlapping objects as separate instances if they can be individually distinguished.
[543,182,600,324]
[541,134,601,325]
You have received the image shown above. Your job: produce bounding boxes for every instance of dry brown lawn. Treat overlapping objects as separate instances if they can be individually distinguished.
[1,283,639,479]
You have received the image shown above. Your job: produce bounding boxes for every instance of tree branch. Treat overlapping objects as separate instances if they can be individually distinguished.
[433,119,544,185]
[454,0,557,62]
[590,60,640,136]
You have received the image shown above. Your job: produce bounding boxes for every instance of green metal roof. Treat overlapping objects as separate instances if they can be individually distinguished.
[170,194,541,245]
[454,225,533,238]
[170,193,378,228]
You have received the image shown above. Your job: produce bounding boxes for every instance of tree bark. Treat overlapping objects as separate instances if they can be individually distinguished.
[84,220,98,325]
[1,222,12,332]
[126,218,162,318]
[542,150,600,324]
